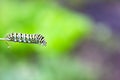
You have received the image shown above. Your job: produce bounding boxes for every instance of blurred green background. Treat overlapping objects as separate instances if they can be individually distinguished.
[0,0,120,80]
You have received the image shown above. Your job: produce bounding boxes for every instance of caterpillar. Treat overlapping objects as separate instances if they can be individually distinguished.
[0,33,47,46]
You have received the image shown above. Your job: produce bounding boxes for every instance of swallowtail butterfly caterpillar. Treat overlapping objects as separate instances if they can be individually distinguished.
[0,33,47,47]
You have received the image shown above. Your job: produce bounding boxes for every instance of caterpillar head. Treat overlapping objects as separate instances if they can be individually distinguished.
[37,34,47,46]
[40,38,47,46]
